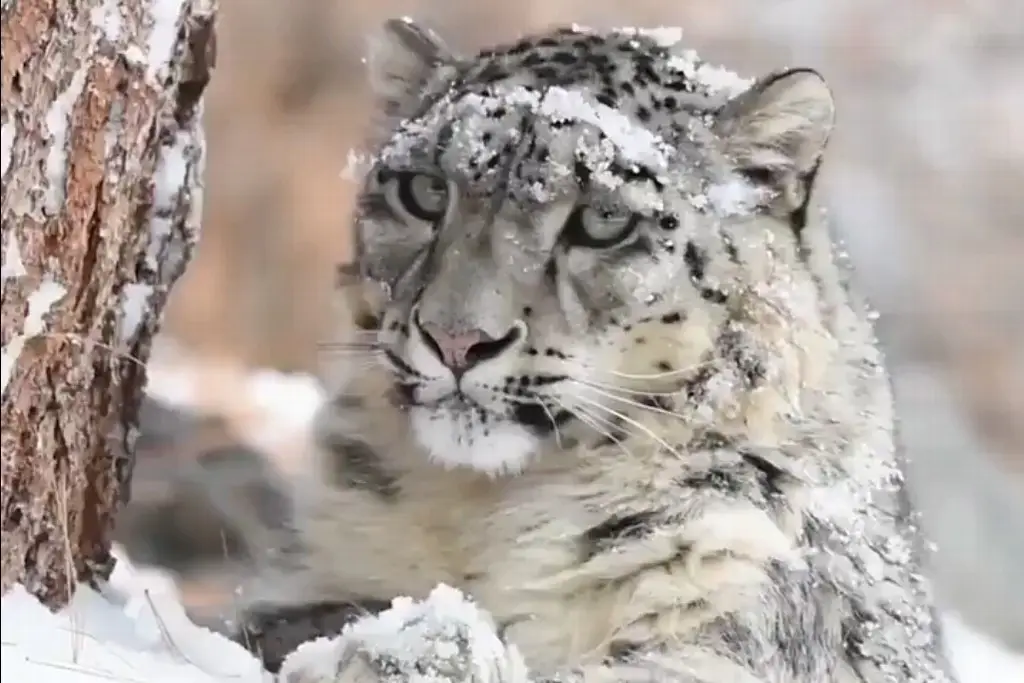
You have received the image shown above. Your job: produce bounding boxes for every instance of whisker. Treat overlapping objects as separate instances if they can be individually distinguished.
[593,357,717,382]
[316,341,382,351]
[564,404,636,460]
[571,394,683,459]
[539,400,567,449]
[568,380,686,423]
[566,377,682,398]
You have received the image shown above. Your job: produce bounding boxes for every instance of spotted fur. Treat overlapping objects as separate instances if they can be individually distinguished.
[243,20,957,683]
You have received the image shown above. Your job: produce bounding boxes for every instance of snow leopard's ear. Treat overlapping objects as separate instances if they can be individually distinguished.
[713,68,835,213]
[365,19,459,130]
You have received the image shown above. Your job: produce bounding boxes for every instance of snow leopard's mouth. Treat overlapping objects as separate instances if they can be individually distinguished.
[391,380,572,436]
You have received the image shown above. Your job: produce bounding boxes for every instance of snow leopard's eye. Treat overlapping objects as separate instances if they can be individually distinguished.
[561,205,640,249]
[380,170,449,224]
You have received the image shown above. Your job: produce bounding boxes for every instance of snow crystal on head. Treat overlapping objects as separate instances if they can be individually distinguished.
[613,25,685,48]
[349,25,768,222]
[667,48,754,99]
[374,84,677,210]
[537,87,672,173]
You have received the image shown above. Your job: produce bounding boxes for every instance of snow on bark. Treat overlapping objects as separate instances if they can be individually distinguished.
[0,0,218,609]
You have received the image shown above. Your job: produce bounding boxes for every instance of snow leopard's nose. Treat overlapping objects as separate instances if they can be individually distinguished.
[415,315,520,374]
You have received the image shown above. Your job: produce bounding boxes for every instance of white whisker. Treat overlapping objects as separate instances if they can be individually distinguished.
[564,404,636,460]
[570,393,683,459]
[595,357,716,382]
[568,380,686,423]
[539,400,567,450]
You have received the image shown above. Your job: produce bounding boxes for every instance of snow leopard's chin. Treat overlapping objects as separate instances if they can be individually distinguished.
[408,403,542,476]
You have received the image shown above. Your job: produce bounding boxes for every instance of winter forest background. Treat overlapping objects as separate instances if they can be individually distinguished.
[2,0,1023,679]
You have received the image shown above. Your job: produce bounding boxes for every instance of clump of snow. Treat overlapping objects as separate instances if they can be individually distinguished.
[120,283,154,343]
[1,119,15,177]
[1,234,26,281]
[704,177,769,217]
[667,48,754,98]
[44,67,89,214]
[340,148,373,183]
[146,0,189,80]
[146,128,196,272]
[1,279,66,396]
[0,548,267,683]
[153,133,189,208]
[280,583,527,683]
[614,26,685,48]
[90,0,122,42]
[536,87,672,173]
[381,83,675,198]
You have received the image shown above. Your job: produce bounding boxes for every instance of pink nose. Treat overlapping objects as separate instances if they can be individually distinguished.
[418,323,496,371]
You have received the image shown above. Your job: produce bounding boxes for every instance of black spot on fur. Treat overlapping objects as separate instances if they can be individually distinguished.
[688,429,732,451]
[684,241,707,282]
[660,312,682,324]
[607,640,643,661]
[640,394,674,411]
[740,450,789,494]
[683,364,715,402]
[321,436,399,500]
[511,403,572,435]
[700,288,729,304]
[581,511,658,559]
[679,466,746,494]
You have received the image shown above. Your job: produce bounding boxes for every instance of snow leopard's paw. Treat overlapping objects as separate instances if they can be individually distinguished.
[278,584,529,683]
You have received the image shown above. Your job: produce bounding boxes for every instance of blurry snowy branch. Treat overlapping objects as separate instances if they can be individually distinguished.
[0,0,217,609]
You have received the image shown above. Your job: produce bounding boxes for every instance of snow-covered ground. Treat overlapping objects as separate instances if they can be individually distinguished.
[2,556,1022,683]
[4,358,1022,682]
[1,550,267,683]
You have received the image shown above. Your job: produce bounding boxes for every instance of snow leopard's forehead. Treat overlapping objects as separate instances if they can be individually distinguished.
[373,26,754,213]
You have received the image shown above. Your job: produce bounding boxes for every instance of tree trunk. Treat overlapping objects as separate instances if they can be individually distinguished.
[0,0,218,610]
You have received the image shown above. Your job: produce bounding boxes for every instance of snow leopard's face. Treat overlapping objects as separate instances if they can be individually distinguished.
[343,21,835,475]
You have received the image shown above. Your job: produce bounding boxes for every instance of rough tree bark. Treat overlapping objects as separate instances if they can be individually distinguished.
[0,0,218,609]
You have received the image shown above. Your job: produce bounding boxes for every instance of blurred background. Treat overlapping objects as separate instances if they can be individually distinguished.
[120,0,1024,663]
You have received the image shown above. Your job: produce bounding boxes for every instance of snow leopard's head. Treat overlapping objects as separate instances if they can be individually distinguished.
[336,20,836,475]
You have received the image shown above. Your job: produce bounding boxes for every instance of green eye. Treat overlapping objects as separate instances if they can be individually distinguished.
[561,205,640,249]
[382,171,449,223]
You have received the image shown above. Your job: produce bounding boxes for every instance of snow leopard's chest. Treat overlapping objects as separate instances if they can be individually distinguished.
[459,476,632,671]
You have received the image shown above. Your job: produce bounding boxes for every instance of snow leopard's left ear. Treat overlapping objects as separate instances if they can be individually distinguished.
[713,68,836,212]
[365,18,459,132]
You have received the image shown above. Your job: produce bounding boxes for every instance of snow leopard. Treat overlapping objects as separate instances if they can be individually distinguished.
[235,19,959,683]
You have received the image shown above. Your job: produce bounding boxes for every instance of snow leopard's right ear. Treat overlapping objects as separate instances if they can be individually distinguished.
[365,19,459,130]
[713,68,835,214]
